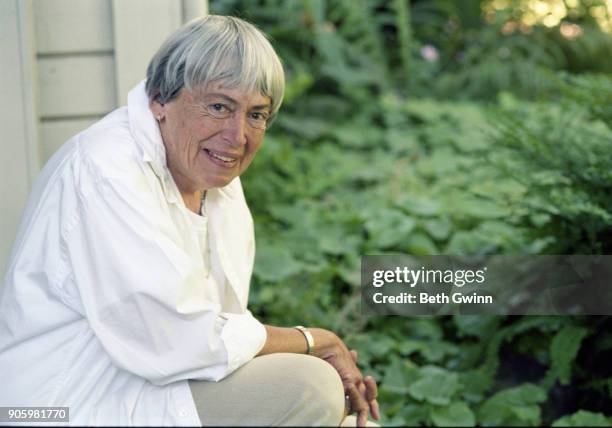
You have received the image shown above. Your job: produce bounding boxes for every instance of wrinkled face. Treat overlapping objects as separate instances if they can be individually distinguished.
[151,83,271,194]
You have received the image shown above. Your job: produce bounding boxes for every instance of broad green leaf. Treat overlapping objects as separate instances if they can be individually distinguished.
[409,318,444,340]
[511,405,541,422]
[430,402,476,427]
[365,208,416,249]
[407,366,459,405]
[381,356,418,394]
[552,410,611,427]
[397,340,458,363]
[420,341,459,363]
[453,315,500,339]
[445,195,506,220]
[398,340,425,356]
[253,245,303,282]
[459,369,494,403]
[393,404,429,426]
[405,232,439,255]
[283,72,314,104]
[368,336,397,359]
[423,218,453,241]
[319,230,360,255]
[416,148,460,177]
[445,231,490,255]
[277,115,330,139]
[335,253,361,287]
[331,123,382,148]
[477,383,546,426]
[386,128,419,154]
[545,325,589,387]
[400,196,440,217]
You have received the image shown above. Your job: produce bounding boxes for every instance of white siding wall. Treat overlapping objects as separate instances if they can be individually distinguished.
[1,0,207,278]
[0,0,39,277]
[35,0,116,159]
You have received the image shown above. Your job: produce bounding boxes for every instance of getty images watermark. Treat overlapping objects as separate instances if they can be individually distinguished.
[361,255,612,315]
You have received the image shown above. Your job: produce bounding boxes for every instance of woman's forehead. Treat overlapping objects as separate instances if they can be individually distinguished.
[192,83,271,108]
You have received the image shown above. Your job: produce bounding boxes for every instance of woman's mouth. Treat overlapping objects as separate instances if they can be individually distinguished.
[203,149,238,167]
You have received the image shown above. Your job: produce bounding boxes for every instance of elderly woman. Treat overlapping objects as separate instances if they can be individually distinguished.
[0,15,379,427]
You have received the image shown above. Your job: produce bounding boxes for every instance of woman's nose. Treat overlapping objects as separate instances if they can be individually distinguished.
[222,113,248,147]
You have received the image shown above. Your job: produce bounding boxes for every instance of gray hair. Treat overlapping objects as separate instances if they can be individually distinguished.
[146,15,285,118]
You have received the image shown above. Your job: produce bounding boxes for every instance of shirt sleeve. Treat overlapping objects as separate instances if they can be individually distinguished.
[219,311,267,374]
[63,156,266,385]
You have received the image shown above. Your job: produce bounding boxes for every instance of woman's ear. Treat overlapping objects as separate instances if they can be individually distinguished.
[149,97,166,122]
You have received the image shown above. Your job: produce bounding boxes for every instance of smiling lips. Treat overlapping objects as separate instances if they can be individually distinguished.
[203,148,239,167]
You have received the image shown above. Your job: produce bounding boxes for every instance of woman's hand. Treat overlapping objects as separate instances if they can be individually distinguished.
[310,329,380,427]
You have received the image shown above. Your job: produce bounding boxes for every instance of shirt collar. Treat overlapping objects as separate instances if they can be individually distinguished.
[127,80,168,180]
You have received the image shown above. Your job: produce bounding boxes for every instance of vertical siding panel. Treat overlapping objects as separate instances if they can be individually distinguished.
[34,0,113,53]
[38,55,116,117]
[111,0,182,105]
[34,0,115,163]
[182,0,208,21]
[0,0,39,276]
[40,119,100,161]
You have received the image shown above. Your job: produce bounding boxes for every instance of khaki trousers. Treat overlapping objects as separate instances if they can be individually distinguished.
[189,353,346,426]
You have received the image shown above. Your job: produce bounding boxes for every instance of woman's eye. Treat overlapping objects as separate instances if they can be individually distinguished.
[250,112,268,121]
[211,103,226,112]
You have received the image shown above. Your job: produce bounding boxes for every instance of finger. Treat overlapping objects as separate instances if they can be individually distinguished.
[350,349,358,363]
[364,376,379,420]
[369,398,380,421]
[347,384,369,427]
[346,383,367,412]
[357,408,368,427]
[358,381,366,399]
[364,376,378,402]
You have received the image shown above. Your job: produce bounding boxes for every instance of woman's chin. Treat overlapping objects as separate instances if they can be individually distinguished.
[202,174,235,189]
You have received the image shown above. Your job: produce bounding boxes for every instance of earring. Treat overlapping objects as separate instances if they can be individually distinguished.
[156,115,163,121]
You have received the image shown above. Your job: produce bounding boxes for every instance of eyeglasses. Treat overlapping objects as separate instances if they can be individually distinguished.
[203,102,270,131]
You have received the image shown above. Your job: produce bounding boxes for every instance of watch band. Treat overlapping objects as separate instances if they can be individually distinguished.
[294,325,315,355]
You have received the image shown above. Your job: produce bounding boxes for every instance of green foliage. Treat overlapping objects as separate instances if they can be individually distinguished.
[210,1,612,425]
[544,326,589,388]
[477,384,547,426]
[408,366,459,405]
[484,78,612,254]
[430,402,476,427]
[478,384,546,426]
[552,410,612,427]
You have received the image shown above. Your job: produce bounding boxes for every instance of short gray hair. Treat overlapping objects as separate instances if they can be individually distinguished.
[146,15,285,118]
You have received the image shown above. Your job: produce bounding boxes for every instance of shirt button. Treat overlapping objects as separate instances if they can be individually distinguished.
[179,408,188,418]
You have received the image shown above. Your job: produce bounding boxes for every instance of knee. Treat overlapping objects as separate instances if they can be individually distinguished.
[292,355,345,426]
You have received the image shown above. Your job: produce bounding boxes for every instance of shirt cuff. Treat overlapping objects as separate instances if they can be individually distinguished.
[219,312,266,374]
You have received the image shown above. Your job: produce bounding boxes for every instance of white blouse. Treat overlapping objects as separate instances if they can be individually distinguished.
[0,81,267,426]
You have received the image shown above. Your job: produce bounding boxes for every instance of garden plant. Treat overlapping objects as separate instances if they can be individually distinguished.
[212,0,612,425]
